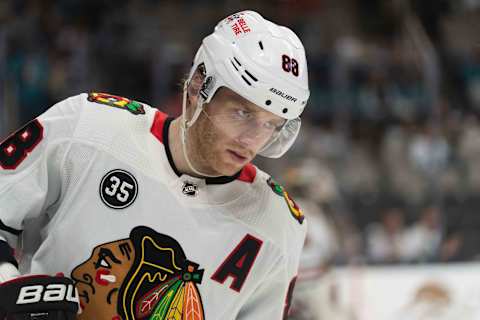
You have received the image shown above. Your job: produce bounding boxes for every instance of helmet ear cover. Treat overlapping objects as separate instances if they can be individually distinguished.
[187,63,206,99]
[184,64,207,122]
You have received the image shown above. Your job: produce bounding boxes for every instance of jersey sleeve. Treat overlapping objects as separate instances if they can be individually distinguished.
[236,249,302,319]
[234,173,307,318]
[238,214,307,319]
[0,95,83,264]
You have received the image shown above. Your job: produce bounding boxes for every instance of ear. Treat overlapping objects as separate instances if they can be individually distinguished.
[187,65,206,108]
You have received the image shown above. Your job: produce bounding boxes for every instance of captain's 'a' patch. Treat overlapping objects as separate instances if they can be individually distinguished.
[87,92,145,115]
[267,177,304,224]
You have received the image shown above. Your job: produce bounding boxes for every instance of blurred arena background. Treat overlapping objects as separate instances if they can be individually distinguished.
[1,0,480,319]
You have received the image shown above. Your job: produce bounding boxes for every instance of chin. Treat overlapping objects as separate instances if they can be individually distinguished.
[215,159,245,176]
[216,165,241,177]
[203,150,249,177]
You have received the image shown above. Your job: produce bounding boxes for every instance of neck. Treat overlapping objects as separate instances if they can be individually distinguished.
[168,118,196,177]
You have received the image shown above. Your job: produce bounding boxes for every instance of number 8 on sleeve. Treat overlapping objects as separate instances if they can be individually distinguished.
[0,120,44,170]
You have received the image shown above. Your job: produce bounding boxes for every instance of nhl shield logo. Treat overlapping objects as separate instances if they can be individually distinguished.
[182,182,198,197]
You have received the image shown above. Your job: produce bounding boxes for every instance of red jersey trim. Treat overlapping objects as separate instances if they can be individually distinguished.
[150,111,168,144]
[237,164,256,184]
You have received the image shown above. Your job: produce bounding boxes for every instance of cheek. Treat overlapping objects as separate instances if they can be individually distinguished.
[195,118,223,153]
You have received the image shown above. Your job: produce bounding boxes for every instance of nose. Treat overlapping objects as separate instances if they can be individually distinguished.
[236,131,258,147]
[235,125,269,149]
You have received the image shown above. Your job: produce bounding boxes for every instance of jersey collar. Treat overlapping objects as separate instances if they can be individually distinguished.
[150,111,256,185]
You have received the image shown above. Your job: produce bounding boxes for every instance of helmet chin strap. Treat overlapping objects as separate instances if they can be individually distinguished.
[181,81,221,178]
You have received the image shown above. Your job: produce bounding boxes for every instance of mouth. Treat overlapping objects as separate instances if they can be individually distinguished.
[227,150,249,164]
[96,269,114,286]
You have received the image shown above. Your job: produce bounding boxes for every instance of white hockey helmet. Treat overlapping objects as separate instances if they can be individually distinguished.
[185,10,310,158]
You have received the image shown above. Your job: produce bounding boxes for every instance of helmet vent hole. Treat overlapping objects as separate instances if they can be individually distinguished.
[241,75,252,86]
[230,60,239,71]
[282,108,288,114]
[233,57,242,67]
[259,41,264,50]
[244,70,258,82]
[265,100,271,106]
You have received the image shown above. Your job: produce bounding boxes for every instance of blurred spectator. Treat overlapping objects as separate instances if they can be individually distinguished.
[335,212,364,264]
[408,123,450,178]
[339,143,380,195]
[439,231,464,262]
[402,205,443,262]
[366,207,407,263]
[458,114,480,192]
[382,123,428,203]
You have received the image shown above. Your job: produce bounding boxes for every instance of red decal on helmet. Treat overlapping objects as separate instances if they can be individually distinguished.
[227,13,252,36]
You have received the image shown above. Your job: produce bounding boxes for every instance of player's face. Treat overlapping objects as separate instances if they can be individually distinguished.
[187,88,285,176]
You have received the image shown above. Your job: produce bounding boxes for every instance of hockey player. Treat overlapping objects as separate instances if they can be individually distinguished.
[0,10,309,319]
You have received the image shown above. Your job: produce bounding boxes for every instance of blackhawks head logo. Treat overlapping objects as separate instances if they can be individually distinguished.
[71,226,204,320]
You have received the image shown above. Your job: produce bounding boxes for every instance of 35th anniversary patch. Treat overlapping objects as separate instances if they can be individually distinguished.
[100,169,138,209]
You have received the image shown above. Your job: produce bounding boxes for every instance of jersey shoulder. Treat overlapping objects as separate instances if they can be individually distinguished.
[247,168,307,256]
[62,92,158,146]
[84,92,149,116]
[252,168,306,226]
[41,92,163,176]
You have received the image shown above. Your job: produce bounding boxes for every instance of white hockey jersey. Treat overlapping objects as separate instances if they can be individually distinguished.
[0,93,307,319]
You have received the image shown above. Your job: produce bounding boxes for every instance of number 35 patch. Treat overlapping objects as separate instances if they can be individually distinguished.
[100,169,138,209]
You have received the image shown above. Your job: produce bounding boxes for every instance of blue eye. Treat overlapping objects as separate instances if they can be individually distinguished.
[263,122,276,130]
[265,120,286,131]
[235,109,252,120]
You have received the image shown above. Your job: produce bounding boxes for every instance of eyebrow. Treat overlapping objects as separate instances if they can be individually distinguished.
[227,93,250,107]
[231,95,259,111]
[225,91,281,120]
[241,104,257,112]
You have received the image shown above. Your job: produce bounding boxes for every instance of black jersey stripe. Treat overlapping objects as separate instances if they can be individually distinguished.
[0,240,18,267]
[0,220,22,236]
